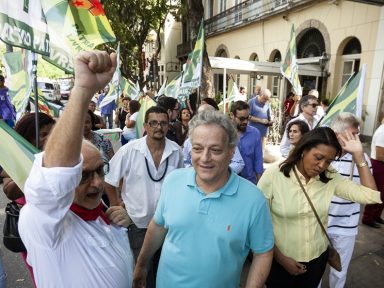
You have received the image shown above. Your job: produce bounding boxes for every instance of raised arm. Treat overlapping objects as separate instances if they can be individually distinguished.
[338,130,377,190]
[43,51,116,168]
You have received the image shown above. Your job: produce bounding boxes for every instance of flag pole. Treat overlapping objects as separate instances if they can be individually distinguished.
[32,52,40,149]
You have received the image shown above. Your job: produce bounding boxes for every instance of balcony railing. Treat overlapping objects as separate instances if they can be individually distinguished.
[205,0,312,37]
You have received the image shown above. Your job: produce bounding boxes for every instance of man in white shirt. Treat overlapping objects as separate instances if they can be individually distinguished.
[105,106,183,287]
[19,51,134,288]
[280,95,319,157]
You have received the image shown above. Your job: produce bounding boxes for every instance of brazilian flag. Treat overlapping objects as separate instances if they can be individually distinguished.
[319,65,366,127]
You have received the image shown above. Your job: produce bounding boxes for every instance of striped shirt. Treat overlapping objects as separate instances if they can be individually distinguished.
[327,153,372,236]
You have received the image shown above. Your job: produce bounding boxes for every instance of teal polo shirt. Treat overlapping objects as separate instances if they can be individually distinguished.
[154,168,274,288]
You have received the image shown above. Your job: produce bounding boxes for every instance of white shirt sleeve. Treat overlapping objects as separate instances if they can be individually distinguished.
[19,152,83,248]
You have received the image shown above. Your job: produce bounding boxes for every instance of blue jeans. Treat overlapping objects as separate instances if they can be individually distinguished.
[0,251,7,288]
[102,114,113,129]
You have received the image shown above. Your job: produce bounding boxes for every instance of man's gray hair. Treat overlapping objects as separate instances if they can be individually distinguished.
[189,110,238,147]
[299,95,318,110]
[330,112,361,134]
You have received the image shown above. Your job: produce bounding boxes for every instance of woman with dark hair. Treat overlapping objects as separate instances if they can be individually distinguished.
[84,110,114,160]
[2,112,55,287]
[201,97,219,111]
[115,96,131,129]
[3,112,55,200]
[281,120,310,158]
[174,108,191,146]
[258,127,381,288]
[121,100,141,145]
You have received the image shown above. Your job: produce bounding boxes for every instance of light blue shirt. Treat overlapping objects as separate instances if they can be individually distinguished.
[154,168,274,288]
[182,137,245,174]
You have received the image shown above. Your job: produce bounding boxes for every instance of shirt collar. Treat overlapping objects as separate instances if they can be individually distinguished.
[291,165,320,184]
[186,168,239,197]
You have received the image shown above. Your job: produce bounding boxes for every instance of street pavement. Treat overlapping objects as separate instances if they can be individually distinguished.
[0,144,383,287]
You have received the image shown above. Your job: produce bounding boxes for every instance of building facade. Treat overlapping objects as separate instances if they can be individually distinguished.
[202,0,384,136]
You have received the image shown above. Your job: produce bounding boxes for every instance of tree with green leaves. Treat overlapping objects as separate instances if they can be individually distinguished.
[102,0,177,90]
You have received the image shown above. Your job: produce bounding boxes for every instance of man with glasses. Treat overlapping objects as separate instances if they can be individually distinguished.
[19,51,134,287]
[156,96,180,143]
[230,101,263,184]
[280,95,319,157]
[105,106,183,288]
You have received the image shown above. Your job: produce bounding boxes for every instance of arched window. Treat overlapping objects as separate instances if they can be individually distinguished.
[340,37,361,86]
[297,28,325,58]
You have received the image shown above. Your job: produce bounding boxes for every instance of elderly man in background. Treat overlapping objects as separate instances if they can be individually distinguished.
[19,51,133,287]
[325,112,377,288]
[133,110,274,288]
[248,88,273,149]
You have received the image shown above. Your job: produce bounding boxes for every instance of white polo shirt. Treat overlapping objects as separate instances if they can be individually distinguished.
[19,153,133,288]
[371,124,384,159]
[105,136,183,228]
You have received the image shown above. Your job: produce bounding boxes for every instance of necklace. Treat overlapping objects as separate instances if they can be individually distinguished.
[145,157,169,182]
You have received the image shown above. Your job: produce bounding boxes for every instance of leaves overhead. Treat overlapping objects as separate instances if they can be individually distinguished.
[102,0,179,88]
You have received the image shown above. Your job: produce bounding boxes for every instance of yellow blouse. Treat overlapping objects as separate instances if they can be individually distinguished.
[258,163,381,262]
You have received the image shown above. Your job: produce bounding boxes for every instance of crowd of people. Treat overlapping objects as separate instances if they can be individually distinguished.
[0,50,383,288]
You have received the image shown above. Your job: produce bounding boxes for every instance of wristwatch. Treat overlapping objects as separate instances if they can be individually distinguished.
[356,161,368,168]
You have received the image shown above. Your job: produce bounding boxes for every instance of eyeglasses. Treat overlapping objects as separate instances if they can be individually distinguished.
[235,116,249,122]
[307,103,318,108]
[80,162,109,184]
[147,120,169,128]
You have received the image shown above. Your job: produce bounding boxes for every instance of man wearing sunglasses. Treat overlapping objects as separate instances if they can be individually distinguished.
[280,95,319,157]
[105,106,183,288]
[230,100,263,184]
[19,51,134,287]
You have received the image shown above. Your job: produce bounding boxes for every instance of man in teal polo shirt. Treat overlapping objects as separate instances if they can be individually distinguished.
[133,110,274,288]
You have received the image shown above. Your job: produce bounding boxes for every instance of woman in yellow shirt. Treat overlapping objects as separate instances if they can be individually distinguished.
[258,127,380,288]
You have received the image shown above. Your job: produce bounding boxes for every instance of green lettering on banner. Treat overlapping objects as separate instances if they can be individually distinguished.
[0,12,50,55]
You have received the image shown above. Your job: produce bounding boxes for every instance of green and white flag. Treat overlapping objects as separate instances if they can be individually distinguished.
[2,50,33,119]
[0,0,116,73]
[164,72,182,99]
[281,25,302,96]
[99,42,120,108]
[319,64,366,127]
[155,79,167,97]
[218,78,237,113]
[0,120,38,191]
[0,0,50,56]
[40,0,116,73]
[181,20,204,89]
